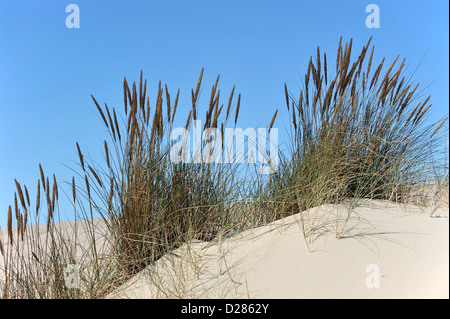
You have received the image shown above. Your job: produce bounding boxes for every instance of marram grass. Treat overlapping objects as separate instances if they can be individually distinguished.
[0,38,448,298]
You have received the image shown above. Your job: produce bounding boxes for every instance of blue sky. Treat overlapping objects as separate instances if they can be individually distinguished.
[0,0,448,226]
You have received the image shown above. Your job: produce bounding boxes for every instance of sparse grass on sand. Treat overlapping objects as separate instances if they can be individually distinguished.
[0,37,448,298]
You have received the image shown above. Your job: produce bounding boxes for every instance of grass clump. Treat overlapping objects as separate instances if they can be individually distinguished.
[262,37,448,237]
[85,70,247,277]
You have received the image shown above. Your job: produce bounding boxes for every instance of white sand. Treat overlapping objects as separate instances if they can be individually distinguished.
[1,200,448,298]
[108,200,449,299]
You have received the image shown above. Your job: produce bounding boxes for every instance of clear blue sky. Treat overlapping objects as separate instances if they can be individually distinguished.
[0,0,448,226]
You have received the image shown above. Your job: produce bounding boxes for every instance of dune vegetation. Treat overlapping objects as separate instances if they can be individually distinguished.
[0,37,448,298]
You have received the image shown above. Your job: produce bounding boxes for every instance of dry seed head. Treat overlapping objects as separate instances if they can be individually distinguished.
[315,78,322,109]
[45,177,50,207]
[340,59,359,95]
[108,177,114,214]
[412,101,428,124]
[366,45,375,76]
[322,78,336,116]
[324,52,328,85]
[345,38,353,64]
[298,91,304,119]
[316,46,321,80]
[46,205,52,232]
[221,123,224,149]
[113,108,121,142]
[269,109,278,131]
[127,106,133,133]
[72,177,76,204]
[352,92,359,116]
[355,51,365,80]
[139,71,143,105]
[205,94,214,126]
[404,83,420,107]
[414,104,432,124]
[24,185,30,207]
[209,75,220,112]
[53,174,58,201]
[419,96,431,113]
[8,206,13,244]
[132,82,138,116]
[146,96,151,125]
[194,68,204,103]
[76,142,85,171]
[123,78,128,115]
[23,207,28,235]
[386,69,403,102]
[39,164,46,192]
[396,97,409,119]
[204,109,212,130]
[155,83,163,134]
[351,75,357,101]
[213,90,221,114]
[191,89,197,121]
[0,235,4,257]
[85,174,91,200]
[292,100,297,130]
[91,95,109,128]
[431,117,448,138]
[311,63,319,88]
[313,88,319,115]
[105,103,116,141]
[369,58,385,90]
[226,85,235,121]
[104,140,110,168]
[339,43,349,77]
[51,179,57,214]
[336,36,342,73]
[212,104,223,128]
[284,83,290,111]
[165,84,171,123]
[362,72,366,97]
[129,116,138,147]
[137,125,144,151]
[378,55,400,96]
[18,212,24,241]
[185,110,192,130]
[139,74,147,112]
[172,89,180,123]
[36,179,41,215]
[158,87,164,138]
[234,93,241,125]
[45,183,51,228]
[14,192,18,219]
[358,36,372,70]
[306,57,312,86]
[18,212,23,241]
[393,77,405,104]
[305,59,311,106]
[126,79,132,109]
[406,102,421,124]
[142,79,147,115]
[15,179,26,209]
[395,84,410,107]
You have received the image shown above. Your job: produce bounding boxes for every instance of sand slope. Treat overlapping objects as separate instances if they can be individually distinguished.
[109,200,449,299]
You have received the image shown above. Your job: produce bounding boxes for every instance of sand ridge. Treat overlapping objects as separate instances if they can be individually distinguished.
[108,200,449,298]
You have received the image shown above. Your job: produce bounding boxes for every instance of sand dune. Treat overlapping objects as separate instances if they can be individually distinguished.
[1,200,447,298]
[108,200,449,299]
